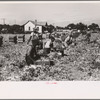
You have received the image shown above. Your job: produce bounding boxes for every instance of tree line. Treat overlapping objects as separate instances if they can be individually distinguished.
[57,22,100,31]
[0,22,99,34]
[0,24,24,34]
[0,23,56,34]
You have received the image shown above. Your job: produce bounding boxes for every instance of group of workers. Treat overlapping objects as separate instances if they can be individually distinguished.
[27,28,73,64]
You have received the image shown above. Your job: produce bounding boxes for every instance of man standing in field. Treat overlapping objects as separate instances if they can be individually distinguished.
[27,28,39,61]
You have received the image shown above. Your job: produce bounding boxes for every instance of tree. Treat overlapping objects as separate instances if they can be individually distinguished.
[76,22,87,31]
[56,26,64,29]
[1,24,10,34]
[88,23,99,31]
[8,24,24,34]
[65,23,76,29]
[45,22,48,27]
[47,24,55,33]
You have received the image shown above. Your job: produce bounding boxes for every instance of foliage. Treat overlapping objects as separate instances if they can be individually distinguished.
[88,23,99,31]
[76,22,87,31]
[47,24,55,33]
[0,24,3,33]
[65,22,87,31]
[56,26,64,29]
[8,24,24,34]
[65,23,76,29]
[0,24,24,34]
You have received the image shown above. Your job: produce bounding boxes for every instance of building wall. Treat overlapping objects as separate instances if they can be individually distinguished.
[36,25,42,33]
[24,21,35,32]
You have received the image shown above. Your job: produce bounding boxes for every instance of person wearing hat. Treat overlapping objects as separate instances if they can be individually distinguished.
[27,28,39,60]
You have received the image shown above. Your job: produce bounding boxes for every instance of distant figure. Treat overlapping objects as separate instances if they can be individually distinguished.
[50,35,55,50]
[61,33,66,42]
[46,32,50,38]
[27,29,39,60]
[38,33,43,49]
[53,39,65,56]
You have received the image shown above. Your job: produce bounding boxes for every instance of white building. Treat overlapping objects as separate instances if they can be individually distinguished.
[36,25,42,33]
[24,21,35,32]
[24,20,46,33]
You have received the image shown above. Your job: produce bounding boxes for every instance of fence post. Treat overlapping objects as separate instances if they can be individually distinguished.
[14,36,17,44]
[0,36,3,46]
[9,35,17,44]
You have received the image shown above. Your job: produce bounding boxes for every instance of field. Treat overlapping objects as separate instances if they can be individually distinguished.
[1,32,100,81]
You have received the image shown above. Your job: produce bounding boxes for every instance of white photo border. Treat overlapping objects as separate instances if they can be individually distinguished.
[0,1,100,99]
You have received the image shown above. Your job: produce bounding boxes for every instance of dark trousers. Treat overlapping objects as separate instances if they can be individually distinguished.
[30,45,37,59]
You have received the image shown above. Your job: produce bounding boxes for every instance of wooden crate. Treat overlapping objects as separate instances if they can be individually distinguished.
[9,36,17,44]
[17,35,25,43]
[35,59,54,66]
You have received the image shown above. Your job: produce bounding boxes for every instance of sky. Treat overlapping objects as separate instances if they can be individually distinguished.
[0,2,100,27]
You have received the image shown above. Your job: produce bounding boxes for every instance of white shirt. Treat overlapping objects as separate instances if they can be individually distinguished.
[30,32,38,40]
[30,32,35,36]
[44,39,51,48]
[65,36,70,42]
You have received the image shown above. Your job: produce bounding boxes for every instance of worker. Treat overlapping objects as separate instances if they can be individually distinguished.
[64,34,73,47]
[43,34,55,55]
[61,33,66,42]
[38,33,43,49]
[53,39,65,56]
[43,37,51,55]
[27,28,39,60]
[50,35,55,51]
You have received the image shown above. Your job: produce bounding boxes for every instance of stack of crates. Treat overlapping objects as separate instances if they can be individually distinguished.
[17,35,25,43]
[9,36,17,44]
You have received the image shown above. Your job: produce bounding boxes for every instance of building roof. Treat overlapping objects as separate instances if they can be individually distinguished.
[23,20,35,26]
[24,20,46,26]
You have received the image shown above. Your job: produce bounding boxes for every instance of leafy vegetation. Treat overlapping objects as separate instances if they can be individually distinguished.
[1,30,100,81]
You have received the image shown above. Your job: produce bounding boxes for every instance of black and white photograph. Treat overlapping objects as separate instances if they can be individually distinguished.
[0,1,100,81]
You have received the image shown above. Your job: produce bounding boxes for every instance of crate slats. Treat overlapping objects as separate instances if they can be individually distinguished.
[9,36,17,44]
[9,35,25,43]
[17,35,25,43]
